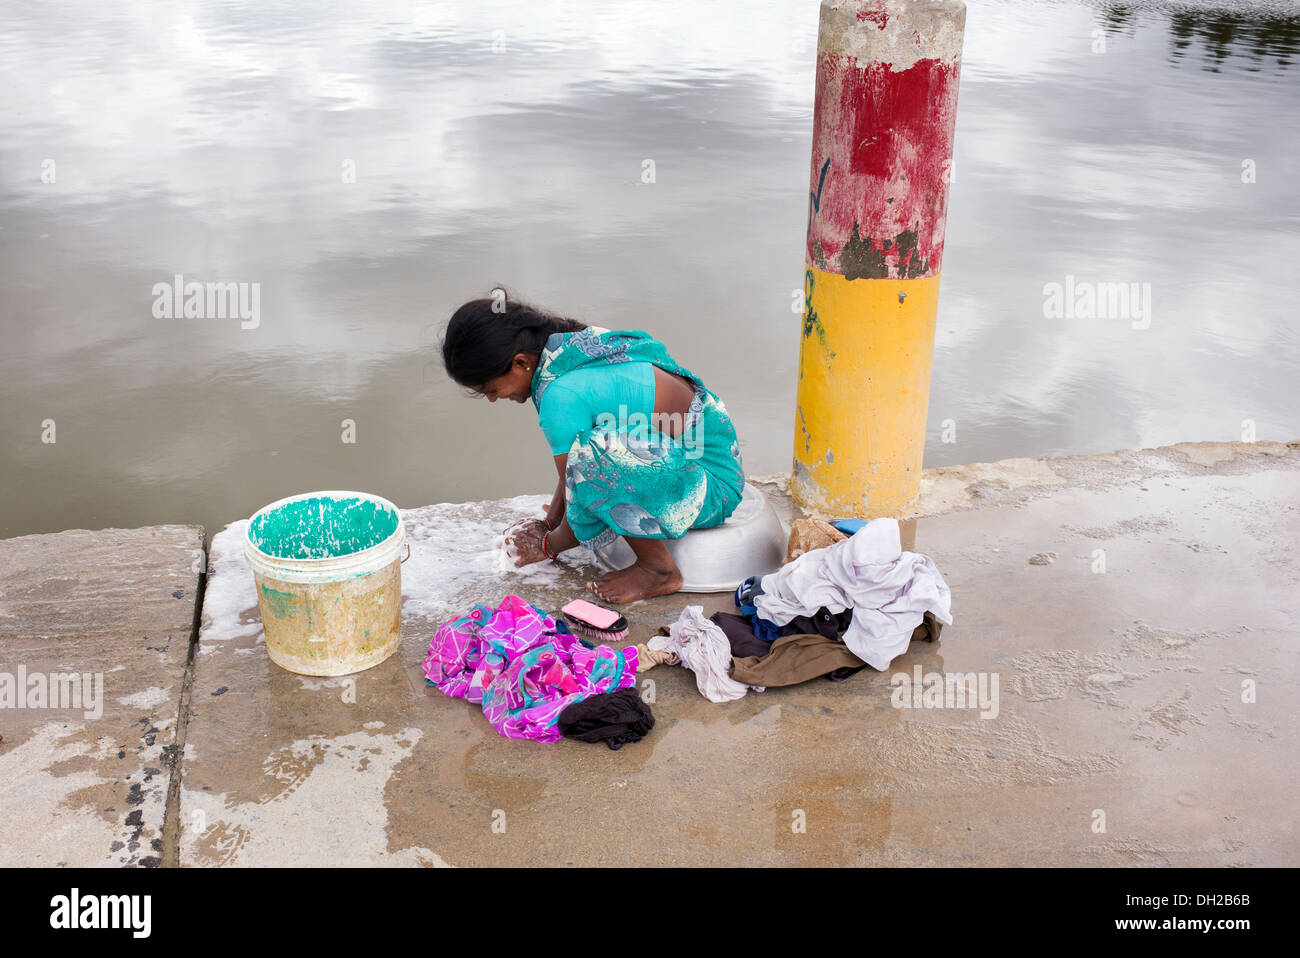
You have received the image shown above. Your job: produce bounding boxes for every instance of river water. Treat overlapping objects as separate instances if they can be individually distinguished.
[1,0,1297,538]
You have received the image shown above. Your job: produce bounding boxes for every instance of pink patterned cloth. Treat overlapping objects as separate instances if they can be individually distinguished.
[422,595,639,743]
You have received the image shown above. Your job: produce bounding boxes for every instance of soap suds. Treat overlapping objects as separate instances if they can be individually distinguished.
[400,495,601,624]
[201,494,603,643]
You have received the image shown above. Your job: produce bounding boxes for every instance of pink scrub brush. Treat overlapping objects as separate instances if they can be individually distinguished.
[562,599,628,643]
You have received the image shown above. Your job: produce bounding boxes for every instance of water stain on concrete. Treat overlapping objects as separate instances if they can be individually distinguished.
[182,728,446,867]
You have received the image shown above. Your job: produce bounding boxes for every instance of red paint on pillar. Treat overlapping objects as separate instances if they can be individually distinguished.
[857,1,889,29]
[806,52,960,280]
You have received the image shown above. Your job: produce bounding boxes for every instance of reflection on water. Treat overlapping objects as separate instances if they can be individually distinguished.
[1095,2,1300,70]
[0,0,1296,538]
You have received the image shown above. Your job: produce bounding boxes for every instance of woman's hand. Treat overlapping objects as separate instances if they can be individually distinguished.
[504,519,551,567]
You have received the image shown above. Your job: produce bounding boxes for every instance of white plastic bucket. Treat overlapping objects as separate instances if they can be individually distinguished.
[592,483,786,592]
[244,490,406,676]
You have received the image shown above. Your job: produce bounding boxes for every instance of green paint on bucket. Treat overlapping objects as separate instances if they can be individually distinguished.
[260,583,303,618]
[249,495,399,560]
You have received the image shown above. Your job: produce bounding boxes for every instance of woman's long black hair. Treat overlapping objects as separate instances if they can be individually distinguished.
[441,290,588,389]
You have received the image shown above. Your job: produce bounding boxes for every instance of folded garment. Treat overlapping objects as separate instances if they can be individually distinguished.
[423,595,638,743]
[557,688,655,750]
[754,518,952,671]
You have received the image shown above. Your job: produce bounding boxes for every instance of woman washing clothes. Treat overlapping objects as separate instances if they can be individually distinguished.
[442,293,745,603]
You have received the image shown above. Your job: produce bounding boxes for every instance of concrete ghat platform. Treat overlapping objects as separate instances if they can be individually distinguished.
[181,441,1299,866]
[0,525,204,867]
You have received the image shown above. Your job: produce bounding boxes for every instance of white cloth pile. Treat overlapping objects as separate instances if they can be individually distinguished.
[647,605,763,703]
[753,517,952,671]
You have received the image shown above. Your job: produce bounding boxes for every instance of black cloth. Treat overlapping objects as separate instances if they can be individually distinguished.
[710,608,853,656]
[710,612,772,658]
[780,607,854,640]
[557,689,654,750]
[827,664,869,682]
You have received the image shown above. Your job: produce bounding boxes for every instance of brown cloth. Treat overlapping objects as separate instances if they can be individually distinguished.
[912,610,944,644]
[718,609,944,687]
[709,608,861,686]
[730,633,866,686]
[784,518,848,564]
[656,610,945,691]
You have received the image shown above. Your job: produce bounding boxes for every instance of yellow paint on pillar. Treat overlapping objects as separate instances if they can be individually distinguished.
[792,265,943,517]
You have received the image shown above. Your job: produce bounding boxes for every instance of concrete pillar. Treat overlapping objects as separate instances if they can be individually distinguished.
[792,0,965,517]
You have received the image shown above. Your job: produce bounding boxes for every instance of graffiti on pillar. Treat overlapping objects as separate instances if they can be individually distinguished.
[806,157,830,238]
[800,268,834,379]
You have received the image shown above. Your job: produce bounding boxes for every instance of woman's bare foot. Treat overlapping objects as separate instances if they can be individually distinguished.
[587,561,683,604]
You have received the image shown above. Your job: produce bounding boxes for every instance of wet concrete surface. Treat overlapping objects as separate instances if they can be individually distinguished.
[180,441,1299,866]
[0,525,204,866]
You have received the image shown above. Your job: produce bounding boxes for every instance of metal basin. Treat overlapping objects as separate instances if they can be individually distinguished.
[592,483,787,593]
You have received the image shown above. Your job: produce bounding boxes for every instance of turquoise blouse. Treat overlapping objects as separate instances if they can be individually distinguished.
[536,362,657,455]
